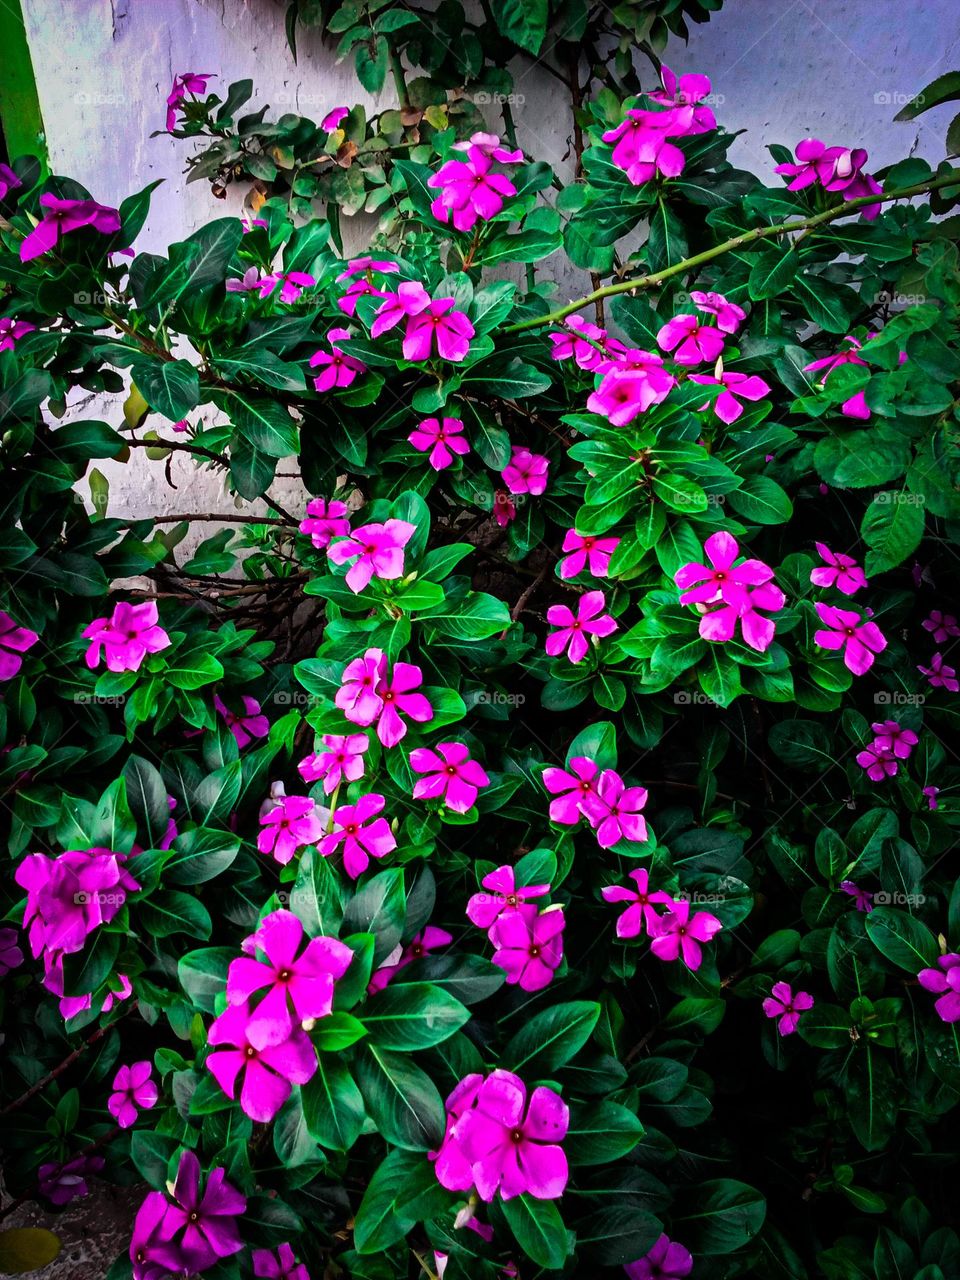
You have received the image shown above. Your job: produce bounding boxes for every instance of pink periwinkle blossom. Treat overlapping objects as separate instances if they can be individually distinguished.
[410,742,490,813]
[327,519,416,593]
[924,785,941,810]
[226,266,265,295]
[108,1061,159,1129]
[856,743,899,781]
[586,350,676,424]
[918,652,960,692]
[214,694,269,748]
[0,317,35,352]
[16,848,138,961]
[58,971,133,1022]
[690,289,745,334]
[675,532,784,653]
[560,529,620,579]
[603,67,714,186]
[923,610,960,644]
[207,1001,316,1121]
[321,106,349,131]
[259,271,316,304]
[320,792,396,879]
[466,865,551,931]
[372,284,475,361]
[542,756,600,824]
[82,600,171,673]
[310,327,366,391]
[763,981,814,1036]
[493,489,517,527]
[338,276,390,317]
[688,370,771,423]
[21,193,121,262]
[871,720,918,758]
[803,335,883,420]
[776,139,882,218]
[409,415,470,470]
[657,313,726,366]
[452,131,523,163]
[0,611,39,679]
[502,446,549,496]
[585,769,649,848]
[337,651,435,747]
[0,926,24,976]
[810,542,868,596]
[602,868,672,937]
[254,1243,310,1280]
[226,908,352,1048]
[814,603,887,675]
[428,147,517,232]
[918,953,960,1023]
[546,590,618,664]
[337,257,400,281]
[337,648,388,726]
[299,732,369,794]
[625,1233,693,1280]
[549,314,608,371]
[490,904,565,991]
[257,795,326,865]
[39,1155,104,1207]
[299,497,351,550]
[165,72,213,131]
[367,925,453,994]
[841,880,874,912]
[0,162,22,202]
[648,897,722,970]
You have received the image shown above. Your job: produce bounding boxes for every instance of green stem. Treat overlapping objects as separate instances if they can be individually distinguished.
[389,45,409,110]
[505,174,958,334]
[499,98,536,294]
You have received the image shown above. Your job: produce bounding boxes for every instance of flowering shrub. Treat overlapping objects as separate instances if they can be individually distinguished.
[3,18,960,1280]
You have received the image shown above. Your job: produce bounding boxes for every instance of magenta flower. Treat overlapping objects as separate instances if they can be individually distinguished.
[257,270,316,304]
[320,792,396,879]
[431,1073,484,1192]
[339,276,390,317]
[257,795,326,866]
[453,131,523,163]
[803,335,873,419]
[560,530,619,580]
[372,281,432,335]
[918,954,960,1023]
[762,981,814,1036]
[657,313,725,366]
[428,147,517,232]
[776,137,834,188]
[310,327,366,391]
[82,600,171,672]
[546,590,618,664]
[410,742,490,813]
[625,1233,693,1280]
[0,926,24,976]
[649,64,715,125]
[542,756,600,824]
[16,848,138,960]
[337,648,387,726]
[856,743,899,781]
[0,317,35,352]
[402,297,475,362]
[490,904,565,991]
[321,106,349,131]
[586,351,676,424]
[58,972,132,1022]
[207,1002,316,1121]
[367,925,453,994]
[493,489,517,527]
[690,289,745,334]
[375,659,434,747]
[300,496,351,550]
[675,532,783,653]
[871,720,917,759]
[810,543,867,596]
[840,880,874,912]
[134,1149,245,1280]
[924,785,940,810]
[226,266,265,295]
[337,256,400,281]
[602,868,672,937]
[0,611,39,679]
[923,610,960,644]
[688,370,771,423]
[327,519,416,592]
[108,1062,158,1129]
[226,908,352,1048]
[450,1069,569,1201]
[409,415,470,470]
[253,1243,310,1280]
[165,72,213,130]
[814,603,887,675]
[214,694,269,748]
[584,769,649,848]
[502,446,549,496]
[0,163,22,202]
[602,111,688,185]
[299,732,368,794]
[549,315,608,371]
[649,898,722,970]
[466,865,551,931]
[918,652,960,692]
[20,193,121,262]
[39,1155,104,1207]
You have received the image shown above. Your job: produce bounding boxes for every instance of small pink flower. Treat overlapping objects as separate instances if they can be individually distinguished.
[490,904,565,991]
[299,497,351,550]
[856,743,899,781]
[922,610,960,645]
[206,1003,316,1122]
[625,1232,693,1280]
[584,769,648,848]
[336,648,386,726]
[257,796,325,866]
[298,733,368,795]
[452,132,523,163]
[367,925,452,994]
[676,532,784,653]
[918,653,960,692]
[339,276,390,317]
[409,416,470,470]
[226,265,264,294]
[258,271,316,304]
[327,519,416,592]
[542,756,600,824]
[549,315,608,371]
[493,490,516,527]
[166,72,213,131]
[321,106,349,131]
[560,529,619,580]
[602,868,672,937]
[310,328,366,391]
[586,351,674,424]
[814,603,887,675]
[803,335,873,419]
[410,742,490,813]
[253,1242,309,1280]
[403,297,475,362]
[871,720,917,758]
[83,601,171,673]
[841,880,874,912]
[375,660,434,748]
[108,1062,159,1129]
[502,447,549,496]
[689,290,745,334]
[0,926,24,976]
[336,257,399,281]
[466,866,550,931]
[0,317,35,352]
[648,898,722,970]
[545,591,617,664]
[0,611,39,680]
[918,953,960,1022]
[657,313,725,366]
[320,793,396,879]
[688,370,770,423]
[810,543,867,596]
[20,194,121,263]
[763,981,814,1036]
[428,148,517,232]
[214,695,269,749]
[924,785,940,810]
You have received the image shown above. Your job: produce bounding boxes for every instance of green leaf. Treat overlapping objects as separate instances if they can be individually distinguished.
[353,1148,449,1254]
[301,1054,365,1151]
[225,393,300,458]
[489,0,548,51]
[353,1044,445,1150]
[342,868,405,964]
[501,1194,570,1269]
[60,929,120,998]
[864,905,938,971]
[138,890,212,939]
[894,71,960,119]
[165,827,241,885]
[129,357,199,421]
[0,1228,62,1275]
[361,981,470,1050]
[677,1179,766,1254]
[292,847,345,937]
[565,1100,644,1165]
[748,246,799,300]
[502,1001,600,1073]
[860,493,925,574]
[177,947,232,1013]
[355,36,389,94]
[726,474,793,524]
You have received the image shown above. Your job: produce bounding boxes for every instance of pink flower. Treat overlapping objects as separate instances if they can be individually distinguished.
[310,328,366,391]
[762,981,814,1036]
[371,281,432,335]
[549,315,608,371]
[339,276,390,317]
[648,64,716,129]
[490,904,565,991]
[452,132,523,163]
[21,193,121,262]
[814,603,887,675]
[688,370,770,423]
[129,1149,244,1279]
[918,653,960,692]
[226,266,262,294]
[856,743,899,781]
[257,795,325,866]
[449,1069,568,1201]
[336,257,399,281]
[586,351,675,424]
[493,489,517,527]
[466,865,550,931]
[0,163,22,202]
[226,908,352,1048]
[0,926,24,976]
[924,785,940,810]
[657,313,725,366]
[402,297,475,362]
[428,147,517,232]
[58,972,132,1022]
[300,497,351,550]
[337,648,387,726]
[409,416,470,470]
[690,290,745,334]
[321,106,349,131]
[841,880,874,912]
[918,954,960,1023]
[375,659,434,748]
[39,1155,104,1207]
[675,532,784,653]
[542,756,600,824]
[367,925,453,994]
[923,610,960,644]
[776,137,834,189]
[625,1233,693,1280]
[253,1243,309,1280]
[16,848,138,960]
[214,695,269,748]
[649,898,722,970]
[810,543,867,596]
[410,742,490,813]
[602,102,694,185]
[207,1002,317,1122]
[584,769,649,848]
[871,720,917,758]
[83,601,171,672]
[803,335,873,419]
[602,868,672,937]
[560,529,619,579]
[298,732,368,794]
[259,271,316,304]
[0,317,35,352]
[327,519,416,592]
[502,446,549,496]
[320,792,396,879]
[0,611,39,679]
[165,71,213,131]
[108,1062,159,1129]
[546,590,618,663]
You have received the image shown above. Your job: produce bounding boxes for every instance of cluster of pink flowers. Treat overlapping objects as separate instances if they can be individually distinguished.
[604,65,716,185]
[310,327,366,391]
[603,869,722,971]
[586,345,675,425]
[428,132,521,231]
[409,415,470,470]
[814,603,887,675]
[776,139,883,219]
[410,742,489,813]
[320,792,396,879]
[432,1069,569,1201]
[0,610,39,679]
[20,193,121,262]
[467,864,564,991]
[675,532,784,653]
[544,757,650,849]
[763,981,814,1036]
[299,496,351,549]
[856,719,918,781]
[918,953,960,1023]
[83,600,171,673]
[258,795,326,865]
[372,281,475,361]
[165,71,212,131]
[227,267,317,303]
[299,732,369,794]
[108,1061,159,1129]
[546,590,618,663]
[130,1149,245,1280]
[327,518,416,593]
[918,652,959,693]
[337,647,434,746]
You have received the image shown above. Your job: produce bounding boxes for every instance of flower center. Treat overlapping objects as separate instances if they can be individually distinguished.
[529,945,541,957]
[511,1129,524,1144]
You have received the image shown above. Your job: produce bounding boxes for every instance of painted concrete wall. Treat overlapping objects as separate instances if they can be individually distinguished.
[18,0,960,535]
